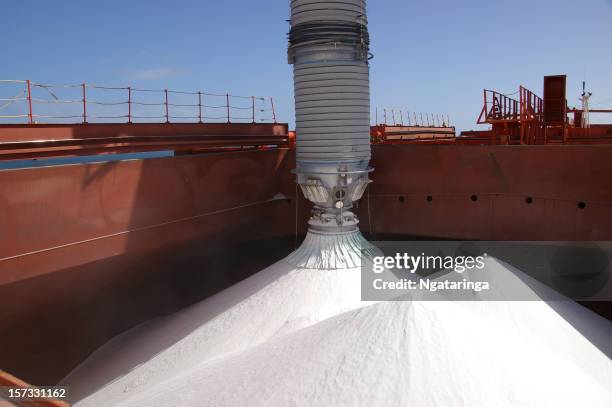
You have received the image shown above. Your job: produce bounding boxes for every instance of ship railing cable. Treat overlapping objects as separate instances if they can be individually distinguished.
[32,114,85,119]
[130,87,163,93]
[131,101,165,106]
[89,85,129,90]
[168,103,198,107]
[0,80,278,124]
[167,90,198,95]
[91,115,129,119]
[31,98,82,104]
[131,115,167,119]
[32,82,82,89]
[502,90,520,97]
[0,90,27,114]
[90,101,128,106]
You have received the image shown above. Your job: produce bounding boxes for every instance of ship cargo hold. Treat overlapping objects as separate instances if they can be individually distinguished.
[0,0,611,406]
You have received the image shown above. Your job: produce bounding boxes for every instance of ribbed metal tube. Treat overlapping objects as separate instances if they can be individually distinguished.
[289,0,371,163]
[286,0,373,266]
[288,0,372,237]
[290,0,367,25]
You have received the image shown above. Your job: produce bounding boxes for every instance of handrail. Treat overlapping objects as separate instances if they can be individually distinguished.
[476,87,545,144]
[519,86,543,122]
[478,89,520,123]
[0,80,278,125]
[519,86,544,144]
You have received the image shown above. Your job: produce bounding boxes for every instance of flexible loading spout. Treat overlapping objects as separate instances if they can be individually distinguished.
[287,0,374,268]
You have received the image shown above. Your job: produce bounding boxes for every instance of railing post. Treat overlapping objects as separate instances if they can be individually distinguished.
[383,109,387,124]
[165,89,170,123]
[375,107,378,125]
[198,91,203,123]
[519,86,524,144]
[399,110,404,126]
[270,97,277,123]
[26,79,33,124]
[226,93,230,123]
[127,86,132,123]
[391,109,396,125]
[252,96,255,123]
[483,89,488,117]
[82,83,87,124]
[420,113,423,126]
[407,111,411,126]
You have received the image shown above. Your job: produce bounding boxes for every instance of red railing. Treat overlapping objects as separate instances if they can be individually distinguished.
[519,86,543,122]
[519,86,544,144]
[0,80,278,124]
[478,90,520,123]
[476,87,545,144]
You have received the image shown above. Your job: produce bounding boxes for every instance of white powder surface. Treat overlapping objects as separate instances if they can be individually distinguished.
[64,258,612,407]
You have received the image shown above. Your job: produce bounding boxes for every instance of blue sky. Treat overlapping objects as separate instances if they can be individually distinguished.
[2,0,612,132]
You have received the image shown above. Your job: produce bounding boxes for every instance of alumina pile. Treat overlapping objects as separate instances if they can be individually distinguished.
[64,257,612,407]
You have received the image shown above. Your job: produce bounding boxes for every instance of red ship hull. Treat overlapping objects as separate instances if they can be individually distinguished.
[1,123,612,384]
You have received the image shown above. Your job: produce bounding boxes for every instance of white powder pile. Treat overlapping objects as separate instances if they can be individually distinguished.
[64,258,612,407]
